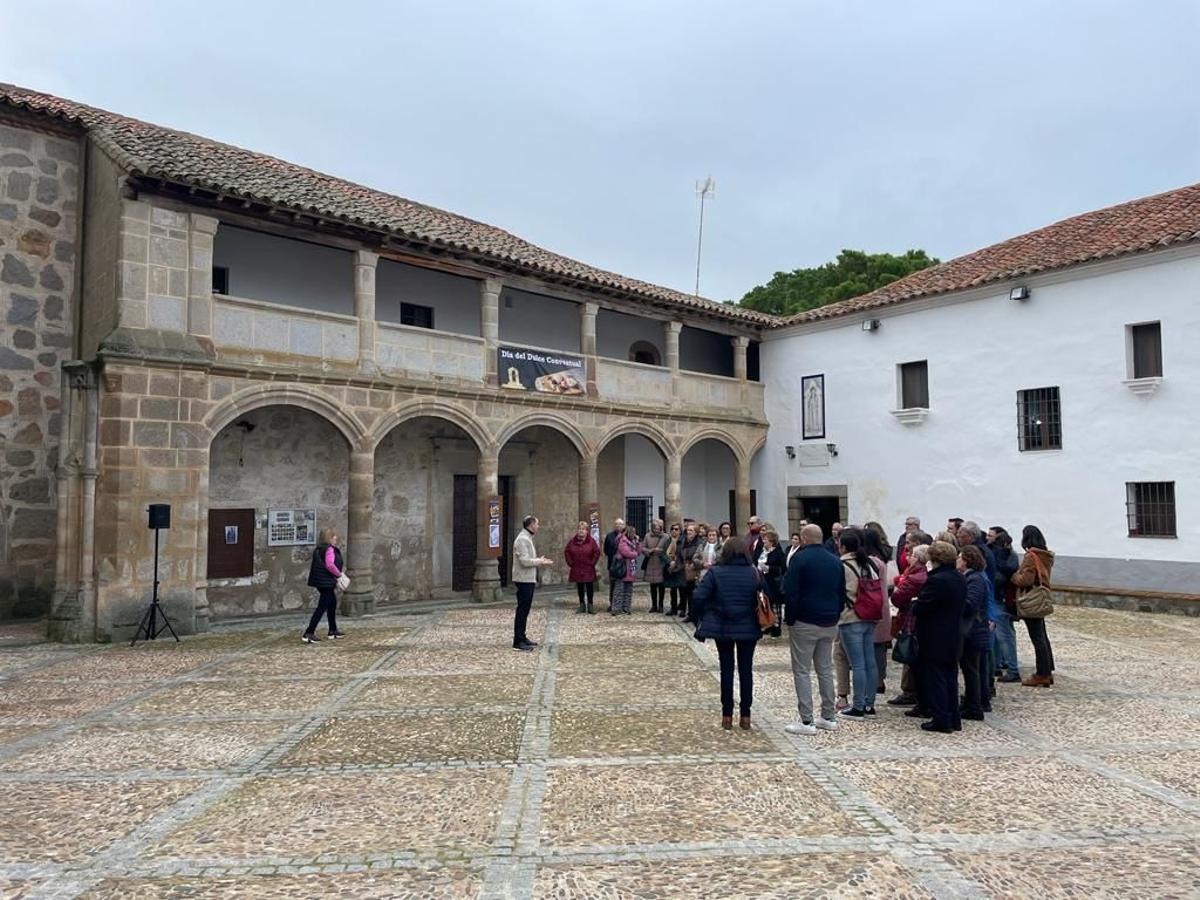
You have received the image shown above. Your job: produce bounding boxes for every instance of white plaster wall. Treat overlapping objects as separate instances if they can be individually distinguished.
[623,435,665,519]
[682,439,736,526]
[596,309,665,362]
[498,287,580,353]
[213,226,354,315]
[376,259,481,336]
[759,249,1200,590]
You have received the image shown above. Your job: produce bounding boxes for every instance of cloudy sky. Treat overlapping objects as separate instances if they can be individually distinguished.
[3,0,1196,301]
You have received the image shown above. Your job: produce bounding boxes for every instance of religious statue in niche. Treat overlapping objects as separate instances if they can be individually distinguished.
[802,374,825,440]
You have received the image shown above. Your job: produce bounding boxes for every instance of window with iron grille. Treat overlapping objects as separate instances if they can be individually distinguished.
[624,496,653,539]
[898,360,929,409]
[400,302,434,329]
[1016,387,1062,451]
[1126,482,1176,537]
[1129,322,1163,378]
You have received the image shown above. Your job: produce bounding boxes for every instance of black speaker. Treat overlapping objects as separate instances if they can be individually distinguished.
[147,503,171,530]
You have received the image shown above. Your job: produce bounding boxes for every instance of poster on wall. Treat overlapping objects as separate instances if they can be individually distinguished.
[801,374,825,440]
[486,496,503,558]
[267,508,317,547]
[587,503,601,545]
[497,346,586,396]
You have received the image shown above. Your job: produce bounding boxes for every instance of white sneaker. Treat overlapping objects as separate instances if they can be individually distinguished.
[784,718,817,735]
[814,717,838,731]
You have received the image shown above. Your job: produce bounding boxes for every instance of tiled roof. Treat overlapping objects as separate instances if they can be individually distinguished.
[0,83,773,326]
[782,183,1200,325]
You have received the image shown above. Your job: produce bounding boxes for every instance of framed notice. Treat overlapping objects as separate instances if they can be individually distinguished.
[801,374,826,440]
[587,503,601,545]
[267,508,317,547]
[498,346,586,396]
[485,495,503,558]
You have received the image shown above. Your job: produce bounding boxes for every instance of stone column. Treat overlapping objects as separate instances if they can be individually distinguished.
[578,451,598,520]
[664,320,682,372]
[480,278,501,387]
[580,301,599,398]
[187,214,219,340]
[341,447,376,616]
[354,250,379,375]
[665,451,682,527]
[192,462,211,633]
[734,454,752,533]
[76,371,100,642]
[732,335,749,381]
[473,446,504,602]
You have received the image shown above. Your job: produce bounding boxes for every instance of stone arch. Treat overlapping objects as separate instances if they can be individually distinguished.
[594,420,674,460]
[679,427,743,463]
[746,431,768,463]
[369,398,491,454]
[204,383,367,449]
[495,412,589,456]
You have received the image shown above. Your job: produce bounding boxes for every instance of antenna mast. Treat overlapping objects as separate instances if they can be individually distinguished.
[694,176,715,297]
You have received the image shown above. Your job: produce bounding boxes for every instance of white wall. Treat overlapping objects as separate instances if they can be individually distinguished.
[499,287,580,353]
[623,434,665,518]
[213,226,354,315]
[376,259,481,336]
[682,439,736,526]
[597,309,665,362]
[758,249,1200,592]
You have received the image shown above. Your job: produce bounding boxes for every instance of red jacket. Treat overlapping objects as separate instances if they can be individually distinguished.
[891,562,928,635]
[563,534,600,583]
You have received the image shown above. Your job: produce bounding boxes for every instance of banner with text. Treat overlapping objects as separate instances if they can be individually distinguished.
[498,346,586,396]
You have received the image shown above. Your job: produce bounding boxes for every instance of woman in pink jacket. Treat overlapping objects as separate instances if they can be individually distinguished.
[612,525,641,616]
[887,541,931,710]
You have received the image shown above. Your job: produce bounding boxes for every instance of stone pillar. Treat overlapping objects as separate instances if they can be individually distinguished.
[580,301,599,398]
[665,452,682,527]
[473,446,504,602]
[354,250,379,374]
[732,335,749,381]
[341,447,376,616]
[480,278,501,387]
[664,320,682,372]
[116,199,151,330]
[734,454,752,533]
[578,452,598,520]
[187,214,219,340]
[76,372,100,642]
[192,462,211,633]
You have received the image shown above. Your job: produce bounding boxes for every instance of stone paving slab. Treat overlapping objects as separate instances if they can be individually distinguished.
[550,709,776,759]
[1102,749,1200,800]
[553,670,715,708]
[998,696,1200,747]
[120,679,345,718]
[381,646,542,675]
[556,643,704,671]
[0,680,145,724]
[28,650,222,682]
[346,674,535,710]
[79,869,482,899]
[205,648,382,677]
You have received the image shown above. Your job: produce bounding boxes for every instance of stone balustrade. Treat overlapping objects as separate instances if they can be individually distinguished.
[376,321,486,383]
[212,296,358,362]
[596,358,674,406]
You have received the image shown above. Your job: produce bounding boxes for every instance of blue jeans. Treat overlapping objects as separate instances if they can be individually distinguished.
[838,621,878,711]
[992,610,1020,675]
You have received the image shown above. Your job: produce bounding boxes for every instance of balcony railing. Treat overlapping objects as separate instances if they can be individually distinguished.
[597,358,673,405]
[376,321,486,383]
[212,296,358,362]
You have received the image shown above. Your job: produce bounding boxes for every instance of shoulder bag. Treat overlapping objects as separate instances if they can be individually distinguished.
[752,569,776,632]
[1016,553,1054,619]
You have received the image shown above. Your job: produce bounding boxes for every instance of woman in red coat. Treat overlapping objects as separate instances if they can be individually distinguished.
[564,521,601,614]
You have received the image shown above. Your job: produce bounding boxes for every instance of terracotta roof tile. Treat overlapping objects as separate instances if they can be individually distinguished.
[0,83,772,327]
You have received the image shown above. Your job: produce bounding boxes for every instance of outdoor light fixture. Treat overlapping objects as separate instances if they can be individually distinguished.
[861,318,880,332]
[1010,285,1031,302]
[785,445,795,459]
[826,442,839,457]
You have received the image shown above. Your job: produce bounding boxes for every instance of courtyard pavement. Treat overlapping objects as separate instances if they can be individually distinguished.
[1,599,1199,899]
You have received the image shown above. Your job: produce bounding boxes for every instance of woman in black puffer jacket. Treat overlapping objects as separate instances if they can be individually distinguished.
[691,537,764,731]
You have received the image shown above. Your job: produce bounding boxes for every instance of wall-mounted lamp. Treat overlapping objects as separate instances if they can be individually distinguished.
[826,442,839,457]
[861,318,880,332]
[785,445,796,459]
[1010,285,1031,302]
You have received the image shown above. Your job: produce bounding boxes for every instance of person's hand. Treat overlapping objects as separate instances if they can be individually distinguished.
[539,556,553,566]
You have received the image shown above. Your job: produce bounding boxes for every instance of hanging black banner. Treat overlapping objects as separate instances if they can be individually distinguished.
[497,346,586,396]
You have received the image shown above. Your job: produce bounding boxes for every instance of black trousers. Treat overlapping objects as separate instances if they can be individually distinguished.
[513,582,535,647]
[306,587,338,635]
[668,586,680,612]
[649,583,665,609]
[922,657,961,730]
[679,584,695,618]
[715,638,757,717]
[960,646,984,715]
[575,581,594,607]
[1024,617,1055,676]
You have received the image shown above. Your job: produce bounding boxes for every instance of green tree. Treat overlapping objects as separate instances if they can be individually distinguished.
[739,249,939,317]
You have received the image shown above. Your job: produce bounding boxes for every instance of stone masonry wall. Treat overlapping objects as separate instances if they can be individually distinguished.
[0,121,79,620]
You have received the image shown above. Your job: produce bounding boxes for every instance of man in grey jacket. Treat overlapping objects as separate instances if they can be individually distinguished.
[513,515,553,651]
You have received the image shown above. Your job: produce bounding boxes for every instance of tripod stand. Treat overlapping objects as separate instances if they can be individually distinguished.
[131,522,180,646]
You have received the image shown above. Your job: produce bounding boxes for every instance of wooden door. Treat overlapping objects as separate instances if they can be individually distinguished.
[207,508,256,579]
[498,475,513,587]
[800,496,840,541]
[452,475,477,592]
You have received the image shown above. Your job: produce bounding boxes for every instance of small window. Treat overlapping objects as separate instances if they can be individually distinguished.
[212,266,229,296]
[1126,481,1176,537]
[400,302,434,329]
[629,340,661,366]
[624,496,653,538]
[1017,387,1062,451]
[898,360,929,409]
[1129,322,1162,378]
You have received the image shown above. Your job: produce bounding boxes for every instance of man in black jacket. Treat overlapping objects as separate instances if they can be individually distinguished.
[603,517,625,612]
[782,524,846,735]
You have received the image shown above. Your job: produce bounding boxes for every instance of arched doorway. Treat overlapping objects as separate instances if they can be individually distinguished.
[594,428,670,538]
[206,405,350,619]
[680,437,740,531]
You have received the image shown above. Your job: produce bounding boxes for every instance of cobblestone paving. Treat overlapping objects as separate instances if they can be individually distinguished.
[1,600,1198,898]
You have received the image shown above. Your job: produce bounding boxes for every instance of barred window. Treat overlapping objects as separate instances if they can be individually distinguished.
[1017,387,1062,451]
[1126,482,1176,537]
[898,360,929,409]
[1130,322,1163,378]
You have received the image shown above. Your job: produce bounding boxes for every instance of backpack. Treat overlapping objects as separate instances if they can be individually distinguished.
[842,559,884,622]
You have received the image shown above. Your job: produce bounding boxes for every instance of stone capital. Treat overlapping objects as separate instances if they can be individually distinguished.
[666,320,683,335]
[189,213,219,236]
[354,249,379,269]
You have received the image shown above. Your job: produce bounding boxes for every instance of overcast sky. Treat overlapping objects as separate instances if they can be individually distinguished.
[3,0,1197,301]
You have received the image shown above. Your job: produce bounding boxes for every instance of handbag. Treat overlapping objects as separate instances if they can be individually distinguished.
[1016,553,1055,618]
[892,631,918,665]
[336,573,351,592]
[608,555,626,580]
[755,591,776,631]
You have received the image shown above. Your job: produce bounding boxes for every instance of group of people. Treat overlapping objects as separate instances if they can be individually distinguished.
[512,512,1059,735]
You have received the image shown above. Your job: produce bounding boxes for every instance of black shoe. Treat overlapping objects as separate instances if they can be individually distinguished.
[981,705,993,713]
[587,605,595,615]
[887,694,917,707]
[864,707,877,716]
[524,639,539,648]
[301,633,320,643]
[838,707,866,720]
[575,605,586,614]
[999,673,1022,683]
[328,630,345,639]
[513,643,534,652]
[921,722,954,733]
[904,707,931,719]
[876,683,886,694]
[961,711,985,721]
[666,610,677,617]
